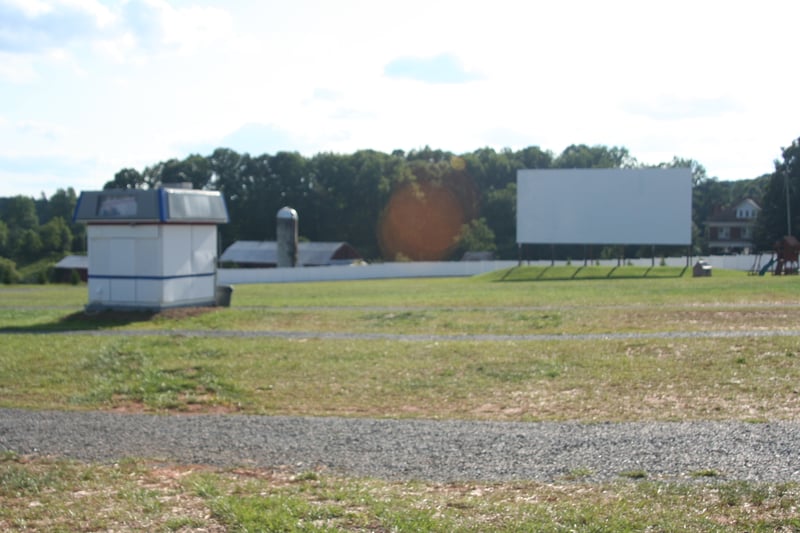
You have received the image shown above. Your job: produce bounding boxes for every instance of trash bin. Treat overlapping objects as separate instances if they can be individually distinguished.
[215,285,233,307]
[693,260,712,277]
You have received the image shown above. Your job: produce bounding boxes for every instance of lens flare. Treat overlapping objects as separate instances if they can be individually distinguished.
[378,181,466,261]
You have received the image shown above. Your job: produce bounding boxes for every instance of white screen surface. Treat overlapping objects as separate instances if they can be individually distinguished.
[516,168,692,245]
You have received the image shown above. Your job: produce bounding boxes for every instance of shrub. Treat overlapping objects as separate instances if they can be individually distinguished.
[19,262,56,284]
[0,257,20,284]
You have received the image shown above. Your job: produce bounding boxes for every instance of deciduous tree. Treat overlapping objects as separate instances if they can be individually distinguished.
[104,168,145,190]
[755,137,800,249]
[2,195,38,230]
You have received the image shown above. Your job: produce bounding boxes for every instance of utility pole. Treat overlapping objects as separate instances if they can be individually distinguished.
[786,168,792,236]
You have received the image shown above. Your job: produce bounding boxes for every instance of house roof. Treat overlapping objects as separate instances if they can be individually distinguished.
[73,187,229,224]
[461,251,495,261]
[707,198,761,223]
[55,255,89,270]
[220,241,363,266]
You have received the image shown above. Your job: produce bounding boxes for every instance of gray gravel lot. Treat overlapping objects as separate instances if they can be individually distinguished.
[2,408,799,483]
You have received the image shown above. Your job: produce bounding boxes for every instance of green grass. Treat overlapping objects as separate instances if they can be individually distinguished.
[2,274,800,420]
[4,273,800,530]
[1,333,800,420]
[0,286,85,308]
[487,264,691,281]
[0,454,215,531]
[4,302,800,337]
[72,338,245,411]
[2,456,799,532]
[5,271,800,338]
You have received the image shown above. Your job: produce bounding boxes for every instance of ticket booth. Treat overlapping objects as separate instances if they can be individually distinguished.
[73,186,229,311]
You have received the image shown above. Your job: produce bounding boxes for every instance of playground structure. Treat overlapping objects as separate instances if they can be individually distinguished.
[773,236,800,275]
[749,236,800,275]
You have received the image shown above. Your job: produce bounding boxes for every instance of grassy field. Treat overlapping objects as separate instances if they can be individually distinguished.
[2,267,800,421]
[2,266,800,531]
[3,452,800,532]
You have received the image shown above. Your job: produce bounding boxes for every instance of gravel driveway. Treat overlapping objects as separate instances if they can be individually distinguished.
[2,408,799,483]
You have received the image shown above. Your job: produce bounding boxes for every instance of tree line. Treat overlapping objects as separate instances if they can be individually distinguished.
[0,140,795,282]
[0,188,84,282]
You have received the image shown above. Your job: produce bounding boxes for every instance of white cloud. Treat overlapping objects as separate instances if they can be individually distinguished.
[384,53,484,84]
[91,32,137,63]
[1,0,800,197]
[0,117,72,168]
[0,0,113,52]
[15,118,66,140]
[0,51,38,82]
[623,96,742,121]
[120,0,232,54]
[0,0,233,71]
[4,0,51,17]
[180,122,303,157]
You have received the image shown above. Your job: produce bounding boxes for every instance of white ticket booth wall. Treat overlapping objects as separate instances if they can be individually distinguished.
[73,187,229,311]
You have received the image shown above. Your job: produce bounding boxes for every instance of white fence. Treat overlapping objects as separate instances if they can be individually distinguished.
[218,261,519,285]
[217,255,766,285]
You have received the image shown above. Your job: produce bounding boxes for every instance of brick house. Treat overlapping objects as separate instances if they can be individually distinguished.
[705,198,761,253]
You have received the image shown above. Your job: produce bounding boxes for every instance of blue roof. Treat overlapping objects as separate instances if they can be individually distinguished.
[73,187,229,224]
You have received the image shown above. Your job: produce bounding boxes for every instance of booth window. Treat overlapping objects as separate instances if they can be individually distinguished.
[97,195,138,217]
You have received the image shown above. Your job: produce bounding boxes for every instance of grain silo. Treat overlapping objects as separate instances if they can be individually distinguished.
[276,206,298,267]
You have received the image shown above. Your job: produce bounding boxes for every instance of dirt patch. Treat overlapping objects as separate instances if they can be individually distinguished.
[61,306,218,327]
[107,397,241,416]
[156,307,219,321]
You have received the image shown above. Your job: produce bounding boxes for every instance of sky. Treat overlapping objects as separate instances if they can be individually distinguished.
[2,0,800,198]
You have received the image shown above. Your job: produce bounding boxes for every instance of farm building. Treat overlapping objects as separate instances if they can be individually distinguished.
[54,254,88,282]
[220,241,364,268]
